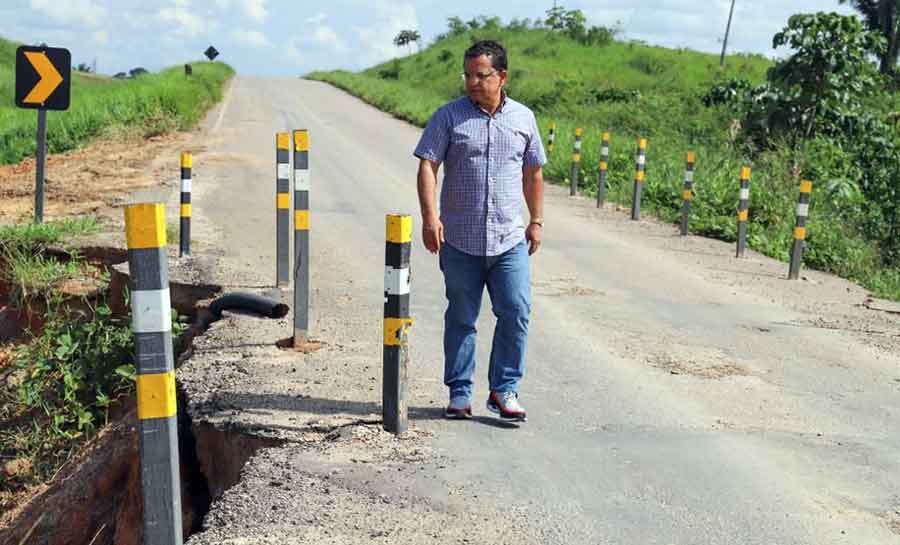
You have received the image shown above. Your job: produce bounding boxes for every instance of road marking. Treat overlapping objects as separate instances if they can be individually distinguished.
[213,78,235,133]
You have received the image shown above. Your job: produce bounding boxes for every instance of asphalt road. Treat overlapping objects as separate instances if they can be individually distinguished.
[186,76,900,544]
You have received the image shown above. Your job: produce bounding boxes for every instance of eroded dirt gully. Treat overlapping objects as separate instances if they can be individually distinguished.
[0,124,416,545]
[0,127,280,545]
[0,241,222,545]
[1,244,414,545]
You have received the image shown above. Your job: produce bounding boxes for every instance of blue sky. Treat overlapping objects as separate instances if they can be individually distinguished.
[0,1,856,77]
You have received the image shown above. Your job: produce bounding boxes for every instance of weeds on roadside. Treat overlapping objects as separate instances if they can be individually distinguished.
[0,217,99,251]
[2,295,134,483]
[0,216,189,490]
[0,217,103,308]
[308,23,900,301]
[1,290,189,488]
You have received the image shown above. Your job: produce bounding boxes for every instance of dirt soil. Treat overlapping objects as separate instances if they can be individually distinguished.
[0,128,201,223]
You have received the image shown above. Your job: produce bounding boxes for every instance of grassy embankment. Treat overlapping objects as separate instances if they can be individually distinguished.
[0,36,234,164]
[308,25,900,299]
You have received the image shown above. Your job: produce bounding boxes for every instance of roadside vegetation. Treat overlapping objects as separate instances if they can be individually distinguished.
[0,33,224,496]
[309,6,900,300]
[0,36,234,165]
[0,218,189,495]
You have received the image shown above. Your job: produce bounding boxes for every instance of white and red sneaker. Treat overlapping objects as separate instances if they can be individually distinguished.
[486,391,527,422]
[445,396,473,420]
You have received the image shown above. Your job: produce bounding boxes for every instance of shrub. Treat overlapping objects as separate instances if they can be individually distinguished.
[630,53,667,75]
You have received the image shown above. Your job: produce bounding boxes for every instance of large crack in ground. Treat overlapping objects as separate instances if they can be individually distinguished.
[1,241,413,545]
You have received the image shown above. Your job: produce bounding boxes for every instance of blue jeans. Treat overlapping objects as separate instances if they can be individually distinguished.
[439,241,531,400]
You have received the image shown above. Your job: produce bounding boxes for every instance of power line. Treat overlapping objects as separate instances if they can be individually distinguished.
[720,0,736,67]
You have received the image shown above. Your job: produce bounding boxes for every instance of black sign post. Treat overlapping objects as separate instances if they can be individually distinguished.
[204,46,219,61]
[15,46,71,223]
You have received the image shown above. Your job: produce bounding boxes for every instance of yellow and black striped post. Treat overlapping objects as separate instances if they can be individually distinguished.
[680,151,695,236]
[179,152,192,257]
[597,132,610,208]
[736,166,752,258]
[631,138,648,221]
[570,127,582,197]
[384,214,412,435]
[125,203,182,545]
[547,122,556,154]
[276,133,291,287]
[293,129,310,346]
[789,180,813,279]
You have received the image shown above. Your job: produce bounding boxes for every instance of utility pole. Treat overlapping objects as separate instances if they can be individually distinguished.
[720,0,736,67]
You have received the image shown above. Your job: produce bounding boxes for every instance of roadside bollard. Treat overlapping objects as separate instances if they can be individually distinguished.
[597,132,610,208]
[293,129,310,346]
[276,133,291,287]
[384,214,412,435]
[547,122,556,153]
[570,128,582,196]
[680,151,695,236]
[789,180,813,279]
[631,138,647,221]
[125,203,183,545]
[179,152,192,257]
[736,166,751,258]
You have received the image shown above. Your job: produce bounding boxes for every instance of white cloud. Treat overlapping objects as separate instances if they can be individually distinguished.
[284,19,347,63]
[355,0,418,64]
[242,0,268,23]
[29,0,106,27]
[581,0,857,57]
[231,28,271,48]
[157,4,216,38]
[305,12,327,25]
[286,37,305,66]
[215,0,268,23]
[309,26,347,52]
[93,30,109,45]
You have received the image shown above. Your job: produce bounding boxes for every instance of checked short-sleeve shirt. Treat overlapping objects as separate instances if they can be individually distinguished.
[414,94,546,257]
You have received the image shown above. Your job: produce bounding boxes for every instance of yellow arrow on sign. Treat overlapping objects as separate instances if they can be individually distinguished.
[23,51,63,105]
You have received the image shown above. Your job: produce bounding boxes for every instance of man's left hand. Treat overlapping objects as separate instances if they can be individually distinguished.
[526,223,542,256]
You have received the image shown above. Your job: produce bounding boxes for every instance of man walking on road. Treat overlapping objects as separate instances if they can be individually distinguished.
[414,40,546,422]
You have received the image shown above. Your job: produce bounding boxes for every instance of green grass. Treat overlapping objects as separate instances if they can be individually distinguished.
[0,217,103,306]
[0,36,234,165]
[0,215,130,490]
[3,251,87,298]
[308,25,900,299]
[0,216,100,250]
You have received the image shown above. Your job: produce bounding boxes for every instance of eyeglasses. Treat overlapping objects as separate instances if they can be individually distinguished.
[461,70,499,82]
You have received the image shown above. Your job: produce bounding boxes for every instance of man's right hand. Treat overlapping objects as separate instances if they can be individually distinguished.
[422,215,444,254]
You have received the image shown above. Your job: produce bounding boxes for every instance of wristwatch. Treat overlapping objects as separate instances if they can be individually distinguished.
[529,218,544,227]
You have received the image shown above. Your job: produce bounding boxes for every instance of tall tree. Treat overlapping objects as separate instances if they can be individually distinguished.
[840,0,900,74]
[393,29,420,55]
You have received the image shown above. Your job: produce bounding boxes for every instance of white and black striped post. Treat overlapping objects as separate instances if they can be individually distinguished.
[179,152,192,257]
[125,203,182,545]
[789,180,812,280]
[680,151,695,236]
[631,138,647,221]
[547,122,556,154]
[276,133,291,287]
[570,127,582,196]
[384,214,412,435]
[736,166,751,258]
[293,130,310,346]
[597,131,610,208]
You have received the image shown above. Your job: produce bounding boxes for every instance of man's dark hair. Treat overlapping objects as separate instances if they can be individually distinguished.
[464,40,508,71]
